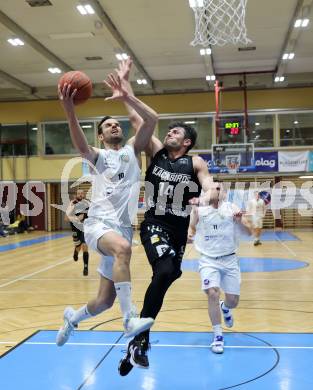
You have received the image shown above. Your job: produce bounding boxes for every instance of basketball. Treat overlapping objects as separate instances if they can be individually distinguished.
[58,71,92,105]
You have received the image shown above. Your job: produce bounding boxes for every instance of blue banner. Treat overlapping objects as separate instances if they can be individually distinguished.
[200,152,278,173]
[254,151,278,172]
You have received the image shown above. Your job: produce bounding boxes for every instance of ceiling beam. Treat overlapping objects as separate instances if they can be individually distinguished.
[0,68,40,97]
[275,0,313,80]
[0,9,73,72]
[88,0,155,91]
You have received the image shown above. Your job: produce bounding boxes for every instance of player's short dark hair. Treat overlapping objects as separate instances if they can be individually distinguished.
[97,116,112,134]
[168,121,197,152]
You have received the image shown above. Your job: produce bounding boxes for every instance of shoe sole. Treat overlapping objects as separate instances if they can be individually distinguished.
[118,356,133,376]
[129,355,149,369]
[124,318,154,338]
[212,349,224,354]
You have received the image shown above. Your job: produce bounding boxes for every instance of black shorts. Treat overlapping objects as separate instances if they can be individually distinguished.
[71,227,86,246]
[140,220,187,267]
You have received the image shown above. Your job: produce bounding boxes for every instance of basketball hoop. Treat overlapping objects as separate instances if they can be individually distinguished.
[225,155,241,174]
[190,0,251,47]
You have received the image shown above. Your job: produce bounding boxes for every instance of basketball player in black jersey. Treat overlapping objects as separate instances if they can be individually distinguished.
[118,118,211,374]
[65,189,90,276]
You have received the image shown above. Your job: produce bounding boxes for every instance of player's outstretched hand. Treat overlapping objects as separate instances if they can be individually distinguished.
[58,83,77,111]
[104,73,128,101]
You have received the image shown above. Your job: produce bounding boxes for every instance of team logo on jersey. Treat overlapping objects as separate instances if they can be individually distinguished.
[151,234,160,244]
[203,279,210,286]
[120,153,130,163]
[179,158,188,165]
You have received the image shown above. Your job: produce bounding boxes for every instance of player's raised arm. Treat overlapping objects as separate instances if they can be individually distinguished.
[104,73,158,154]
[193,155,213,192]
[58,84,98,164]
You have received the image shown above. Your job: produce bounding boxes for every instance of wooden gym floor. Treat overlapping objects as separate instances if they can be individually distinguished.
[1,228,312,358]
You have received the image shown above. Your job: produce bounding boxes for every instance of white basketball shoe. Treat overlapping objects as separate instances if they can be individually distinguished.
[56,307,76,346]
[123,307,154,338]
[211,335,224,354]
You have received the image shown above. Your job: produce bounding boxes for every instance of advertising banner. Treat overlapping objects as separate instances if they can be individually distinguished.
[278,151,309,172]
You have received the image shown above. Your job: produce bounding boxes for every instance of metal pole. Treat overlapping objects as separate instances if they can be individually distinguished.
[215,80,220,144]
[243,73,249,141]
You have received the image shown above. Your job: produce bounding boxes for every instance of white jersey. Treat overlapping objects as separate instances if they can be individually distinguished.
[194,202,240,257]
[247,198,265,218]
[88,144,141,227]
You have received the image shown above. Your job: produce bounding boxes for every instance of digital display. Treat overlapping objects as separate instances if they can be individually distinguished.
[224,121,241,136]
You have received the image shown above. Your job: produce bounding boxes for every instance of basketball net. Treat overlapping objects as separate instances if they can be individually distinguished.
[225,155,241,174]
[190,0,251,46]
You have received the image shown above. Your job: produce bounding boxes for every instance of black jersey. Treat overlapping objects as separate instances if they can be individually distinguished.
[144,148,201,230]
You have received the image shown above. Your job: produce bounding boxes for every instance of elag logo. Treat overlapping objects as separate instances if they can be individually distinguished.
[254,152,278,171]
[255,158,276,168]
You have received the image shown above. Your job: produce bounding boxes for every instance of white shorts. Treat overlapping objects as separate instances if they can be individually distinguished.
[84,217,133,281]
[251,216,263,229]
[199,253,241,295]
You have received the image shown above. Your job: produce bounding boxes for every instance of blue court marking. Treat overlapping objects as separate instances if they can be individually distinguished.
[0,233,69,252]
[1,331,313,390]
[241,231,300,241]
[182,257,308,273]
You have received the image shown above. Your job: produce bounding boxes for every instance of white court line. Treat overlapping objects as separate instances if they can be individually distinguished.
[0,257,73,289]
[2,341,312,349]
[274,234,298,258]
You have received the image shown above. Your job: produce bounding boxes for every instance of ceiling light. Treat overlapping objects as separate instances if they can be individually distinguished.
[255,122,260,126]
[115,53,128,61]
[82,125,92,129]
[200,48,211,56]
[295,19,302,27]
[8,38,24,46]
[275,76,285,83]
[295,18,310,28]
[286,129,290,133]
[282,52,295,60]
[48,67,62,74]
[31,127,38,131]
[76,4,94,15]
[294,120,299,125]
[184,121,196,124]
[137,79,147,85]
[206,75,216,81]
[189,0,204,8]
[299,176,313,179]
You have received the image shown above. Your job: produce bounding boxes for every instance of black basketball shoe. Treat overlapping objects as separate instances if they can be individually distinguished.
[118,349,133,376]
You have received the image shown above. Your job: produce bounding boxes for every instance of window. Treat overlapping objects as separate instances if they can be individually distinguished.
[247,114,274,147]
[279,112,313,146]
[0,123,37,156]
[44,121,94,155]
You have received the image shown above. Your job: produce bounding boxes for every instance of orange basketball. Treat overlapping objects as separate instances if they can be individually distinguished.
[58,71,92,105]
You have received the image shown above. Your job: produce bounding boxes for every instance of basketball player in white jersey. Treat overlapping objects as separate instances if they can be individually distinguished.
[55,61,158,346]
[246,191,266,245]
[188,182,250,354]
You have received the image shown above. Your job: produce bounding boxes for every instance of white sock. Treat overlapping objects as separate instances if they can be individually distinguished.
[70,305,93,326]
[114,281,132,317]
[213,324,223,337]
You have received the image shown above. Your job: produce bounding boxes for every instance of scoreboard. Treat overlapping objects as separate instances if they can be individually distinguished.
[223,119,242,136]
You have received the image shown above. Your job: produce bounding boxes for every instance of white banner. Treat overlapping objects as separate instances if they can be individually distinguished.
[278,151,309,172]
